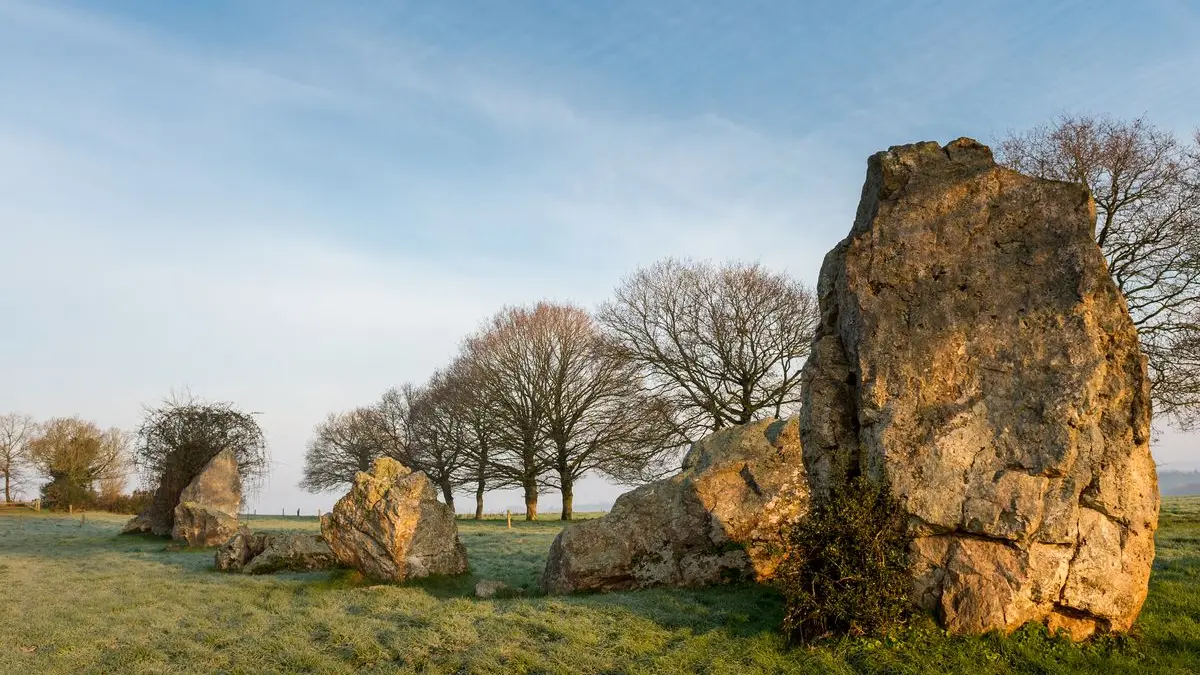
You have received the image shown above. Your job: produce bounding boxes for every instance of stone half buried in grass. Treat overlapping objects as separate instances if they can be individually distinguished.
[319,457,468,582]
[799,138,1159,640]
[215,526,339,574]
[474,579,510,599]
[119,511,153,535]
[542,417,810,594]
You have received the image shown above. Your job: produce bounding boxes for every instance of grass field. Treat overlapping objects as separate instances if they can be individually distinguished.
[1,499,1198,674]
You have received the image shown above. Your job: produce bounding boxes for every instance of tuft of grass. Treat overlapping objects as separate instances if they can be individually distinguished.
[0,500,1197,674]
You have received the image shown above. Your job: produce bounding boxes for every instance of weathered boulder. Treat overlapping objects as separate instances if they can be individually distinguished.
[119,512,153,535]
[172,504,238,548]
[320,457,468,582]
[800,138,1159,639]
[170,448,241,547]
[246,534,338,574]
[215,527,338,574]
[215,527,264,571]
[542,417,809,594]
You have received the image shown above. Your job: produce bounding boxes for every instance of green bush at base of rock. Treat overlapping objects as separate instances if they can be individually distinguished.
[775,474,911,644]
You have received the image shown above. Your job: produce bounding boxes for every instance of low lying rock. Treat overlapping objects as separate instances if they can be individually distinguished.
[215,527,262,571]
[215,527,338,574]
[474,579,509,599]
[542,417,809,594]
[119,512,153,535]
[246,534,338,575]
[320,457,468,582]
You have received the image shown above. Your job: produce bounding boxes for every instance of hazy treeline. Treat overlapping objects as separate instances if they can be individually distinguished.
[0,394,268,516]
[0,412,137,510]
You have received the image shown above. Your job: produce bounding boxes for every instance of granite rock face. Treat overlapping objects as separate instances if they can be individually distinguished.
[215,527,338,574]
[542,417,810,594]
[800,138,1159,639]
[320,458,468,582]
[170,449,242,547]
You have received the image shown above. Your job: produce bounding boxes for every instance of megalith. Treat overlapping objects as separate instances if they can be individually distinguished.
[800,138,1159,639]
[170,448,242,547]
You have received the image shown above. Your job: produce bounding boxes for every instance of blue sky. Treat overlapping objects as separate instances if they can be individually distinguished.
[2,0,1198,512]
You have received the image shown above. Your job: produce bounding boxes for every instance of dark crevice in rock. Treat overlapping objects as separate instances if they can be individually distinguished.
[739,465,764,497]
[946,529,1025,553]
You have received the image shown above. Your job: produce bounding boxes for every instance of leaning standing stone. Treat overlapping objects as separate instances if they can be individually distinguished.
[170,448,242,547]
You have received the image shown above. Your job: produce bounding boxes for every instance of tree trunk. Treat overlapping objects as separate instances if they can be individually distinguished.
[474,479,485,520]
[440,480,456,512]
[560,474,573,520]
[4,473,9,504]
[523,479,538,521]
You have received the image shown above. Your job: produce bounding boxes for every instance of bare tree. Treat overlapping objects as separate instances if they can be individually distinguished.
[998,115,1200,426]
[532,303,677,519]
[300,407,385,493]
[0,413,36,503]
[402,375,472,510]
[442,357,511,519]
[598,259,820,442]
[26,417,130,509]
[463,306,555,520]
[372,382,471,509]
[97,449,133,502]
[135,393,268,535]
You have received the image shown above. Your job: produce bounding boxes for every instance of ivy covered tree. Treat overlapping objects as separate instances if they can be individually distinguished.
[134,393,268,535]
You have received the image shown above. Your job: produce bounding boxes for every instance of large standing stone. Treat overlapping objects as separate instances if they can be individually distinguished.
[800,138,1159,639]
[215,527,339,574]
[320,458,468,582]
[170,448,242,547]
[542,417,809,594]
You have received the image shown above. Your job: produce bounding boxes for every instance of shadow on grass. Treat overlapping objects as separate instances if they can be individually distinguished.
[551,583,786,639]
[396,568,785,640]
